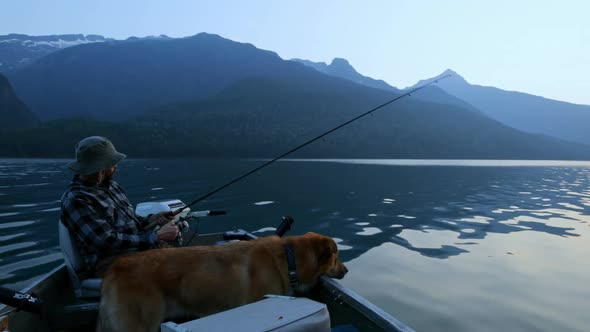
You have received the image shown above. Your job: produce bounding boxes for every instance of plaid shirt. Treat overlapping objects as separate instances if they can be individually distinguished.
[60,176,158,274]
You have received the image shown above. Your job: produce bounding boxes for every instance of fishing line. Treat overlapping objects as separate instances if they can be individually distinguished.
[173,75,451,215]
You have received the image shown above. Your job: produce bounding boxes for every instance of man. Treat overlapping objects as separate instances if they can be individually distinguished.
[60,136,179,277]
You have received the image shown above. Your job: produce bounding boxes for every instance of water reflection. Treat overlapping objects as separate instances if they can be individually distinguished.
[277,161,590,261]
[1,158,589,286]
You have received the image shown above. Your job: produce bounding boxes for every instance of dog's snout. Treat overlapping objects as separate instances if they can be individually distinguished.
[340,263,348,277]
[328,261,348,279]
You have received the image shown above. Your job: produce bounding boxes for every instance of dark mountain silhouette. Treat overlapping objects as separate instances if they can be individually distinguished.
[0,34,110,72]
[2,75,590,160]
[412,69,590,145]
[7,33,334,120]
[0,73,38,128]
[8,33,480,122]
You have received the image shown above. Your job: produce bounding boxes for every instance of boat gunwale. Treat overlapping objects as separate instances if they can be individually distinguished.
[319,276,415,332]
[0,232,414,332]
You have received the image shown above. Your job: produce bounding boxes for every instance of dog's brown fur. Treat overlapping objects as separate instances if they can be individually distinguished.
[97,232,348,332]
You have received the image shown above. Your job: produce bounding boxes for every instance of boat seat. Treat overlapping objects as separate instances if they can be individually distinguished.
[58,220,102,299]
[161,295,330,332]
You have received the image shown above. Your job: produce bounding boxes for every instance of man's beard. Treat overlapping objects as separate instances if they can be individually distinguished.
[102,172,115,185]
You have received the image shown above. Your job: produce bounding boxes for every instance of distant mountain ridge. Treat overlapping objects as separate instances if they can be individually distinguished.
[0,73,38,128]
[0,34,174,73]
[412,69,590,145]
[292,58,398,92]
[294,58,483,114]
[3,74,590,160]
[0,34,111,72]
[1,32,589,160]
[8,33,330,120]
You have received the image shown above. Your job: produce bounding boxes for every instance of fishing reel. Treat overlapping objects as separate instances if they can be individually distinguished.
[136,199,226,246]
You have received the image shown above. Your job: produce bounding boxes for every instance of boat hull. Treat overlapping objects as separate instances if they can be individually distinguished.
[0,232,413,332]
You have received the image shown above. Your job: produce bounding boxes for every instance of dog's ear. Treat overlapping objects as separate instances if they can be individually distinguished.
[316,237,334,263]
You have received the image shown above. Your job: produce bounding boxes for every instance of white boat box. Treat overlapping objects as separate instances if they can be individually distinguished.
[161,295,330,332]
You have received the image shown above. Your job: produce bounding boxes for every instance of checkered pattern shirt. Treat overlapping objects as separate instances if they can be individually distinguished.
[60,176,158,274]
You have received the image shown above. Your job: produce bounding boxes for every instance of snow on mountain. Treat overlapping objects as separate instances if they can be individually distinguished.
[0,34,111,72]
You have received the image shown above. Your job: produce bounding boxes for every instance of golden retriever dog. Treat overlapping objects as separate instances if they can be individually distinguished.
[97,232,348,332]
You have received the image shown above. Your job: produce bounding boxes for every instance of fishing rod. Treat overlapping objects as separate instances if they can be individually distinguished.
[172,75,451,216]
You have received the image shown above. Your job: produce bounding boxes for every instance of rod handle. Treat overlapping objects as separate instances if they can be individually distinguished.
[0,286,42,314]
[275,216,295,237]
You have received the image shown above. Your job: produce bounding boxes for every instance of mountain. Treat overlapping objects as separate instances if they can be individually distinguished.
[7,33,341,120]
[0,34,110,72]
[412,69,590,145]
[3,33,590,160]
[293,58,481,114]
[292,58,398,92]
[0,73,38,128]
[8,34,479,121]
[2,75,590,160]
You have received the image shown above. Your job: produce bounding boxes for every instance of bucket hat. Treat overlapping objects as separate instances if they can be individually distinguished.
[68,136,126,175]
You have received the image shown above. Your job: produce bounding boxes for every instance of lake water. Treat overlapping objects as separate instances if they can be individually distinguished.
[1,158,589,331]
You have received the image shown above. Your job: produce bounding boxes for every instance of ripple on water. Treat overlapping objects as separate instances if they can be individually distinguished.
[332,238,352,250]
[557,203,583,210]
[355,222,370,226]
[252,227,276,233]
[0,252,63,279]
[0,212,20,217]
[438,220,458,226]
[254,201,274,206]
[397,215,416,219]
[0,233,27,242]
[12,204,39,208]
[16,250,45,257]
[459,216,493,224]
[0,220,38,229]
[566,191,590,197]
[397,229,461,249]
[0,241,36,254]
[151,187,164,191]
[356,227,382,236]
[40,207,60,212]
[0,183,50,189]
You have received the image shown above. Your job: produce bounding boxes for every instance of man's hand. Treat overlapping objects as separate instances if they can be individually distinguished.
[157,221,179,241]
[149,211,174,226]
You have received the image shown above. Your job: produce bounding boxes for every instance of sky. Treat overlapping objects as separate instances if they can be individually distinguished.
[1,0,588,105]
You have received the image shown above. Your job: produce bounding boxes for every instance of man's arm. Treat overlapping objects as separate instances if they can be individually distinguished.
[63,197,158,254]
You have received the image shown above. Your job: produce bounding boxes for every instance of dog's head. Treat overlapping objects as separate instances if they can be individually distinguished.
[298,232,348,280]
